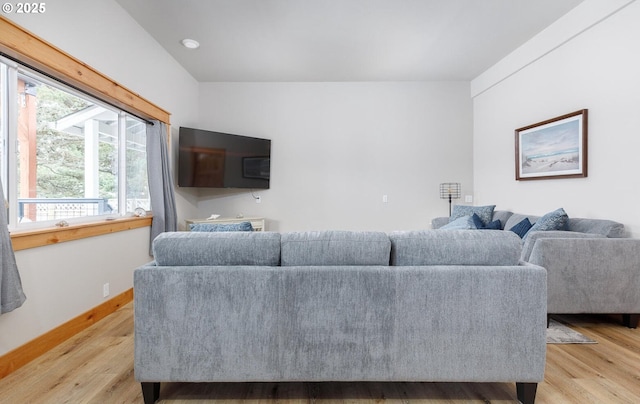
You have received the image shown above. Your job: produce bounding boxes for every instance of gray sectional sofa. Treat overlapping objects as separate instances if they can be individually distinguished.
[134,230,547,404]
[433,210,640,328]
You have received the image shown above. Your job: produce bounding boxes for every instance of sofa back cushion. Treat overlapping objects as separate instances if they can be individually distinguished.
[566,218,625,238]
[505,213,626,238]
[431,210,514,230]
[389,230,522,266]
[491,210,514,229]
[281,231,391,266]
[504,213,540,232]
[520,230,606,262]
[153,232,281,266]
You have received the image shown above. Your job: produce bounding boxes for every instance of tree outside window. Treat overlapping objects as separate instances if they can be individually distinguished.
[1,60,150,227]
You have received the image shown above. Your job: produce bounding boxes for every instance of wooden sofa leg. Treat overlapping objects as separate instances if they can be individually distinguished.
[516,382,537,404]
[141,382,160,404]
[622,314,639,329]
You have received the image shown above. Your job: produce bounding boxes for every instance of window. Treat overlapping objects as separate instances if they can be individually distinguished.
[0,57,150,229]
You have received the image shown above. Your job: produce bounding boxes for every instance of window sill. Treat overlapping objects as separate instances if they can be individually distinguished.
[10,216,153,251]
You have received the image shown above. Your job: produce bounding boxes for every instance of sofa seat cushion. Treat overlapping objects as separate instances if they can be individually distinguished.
[389,230,522,266]
[281,231,391,266]
[152,231,281,266]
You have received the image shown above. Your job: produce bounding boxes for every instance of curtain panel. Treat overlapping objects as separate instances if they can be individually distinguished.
[146,121,177,253]
[0,179,26,315]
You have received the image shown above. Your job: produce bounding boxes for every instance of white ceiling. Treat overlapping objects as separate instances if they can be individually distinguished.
[115,0,584,82]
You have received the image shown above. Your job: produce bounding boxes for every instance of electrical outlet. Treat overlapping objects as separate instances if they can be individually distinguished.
[103,283,110,298]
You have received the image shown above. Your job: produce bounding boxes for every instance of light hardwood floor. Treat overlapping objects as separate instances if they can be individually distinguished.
[1,303,639,403]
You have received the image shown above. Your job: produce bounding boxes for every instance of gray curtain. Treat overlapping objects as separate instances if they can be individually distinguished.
[0,179,26,314]
[146,121,177,253]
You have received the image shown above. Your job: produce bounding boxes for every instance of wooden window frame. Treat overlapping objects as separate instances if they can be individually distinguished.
[0,16,169,248]
[0,17,170,123]
[10,216,153,251]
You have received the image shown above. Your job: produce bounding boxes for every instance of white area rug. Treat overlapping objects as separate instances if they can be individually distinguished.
[547,319,596,344]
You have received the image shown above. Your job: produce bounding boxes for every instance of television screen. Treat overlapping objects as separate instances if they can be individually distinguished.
[178,127,271,189]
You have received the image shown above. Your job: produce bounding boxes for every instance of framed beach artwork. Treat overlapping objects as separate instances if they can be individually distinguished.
[515,109,588,180]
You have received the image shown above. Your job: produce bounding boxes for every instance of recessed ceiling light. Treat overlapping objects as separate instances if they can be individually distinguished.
[181,38,200,49]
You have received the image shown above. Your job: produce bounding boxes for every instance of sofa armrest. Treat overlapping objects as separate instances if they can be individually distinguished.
[431,217,449,229]
[527,237,640,313]
[134,265,283,382]
[521,230,605,262]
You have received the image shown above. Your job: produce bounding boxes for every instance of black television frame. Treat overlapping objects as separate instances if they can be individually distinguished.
[178,127,271,189]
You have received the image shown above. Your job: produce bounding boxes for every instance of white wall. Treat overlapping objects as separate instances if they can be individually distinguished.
[188,82,473,232]
[1,228,150,353]
[1,0,199,355]
[472,0,640,237]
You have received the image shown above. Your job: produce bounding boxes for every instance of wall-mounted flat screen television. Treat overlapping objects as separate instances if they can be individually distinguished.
[178,127,271,189]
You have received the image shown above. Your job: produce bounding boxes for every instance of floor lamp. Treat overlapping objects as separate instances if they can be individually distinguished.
[439,183,461,216]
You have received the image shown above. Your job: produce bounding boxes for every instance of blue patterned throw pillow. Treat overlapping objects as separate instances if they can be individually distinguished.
[450,205,496,226]
[526,208,568,237]
[190,221,254,232]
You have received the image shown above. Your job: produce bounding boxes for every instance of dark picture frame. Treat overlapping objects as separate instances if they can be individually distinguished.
[515,109,588,180]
